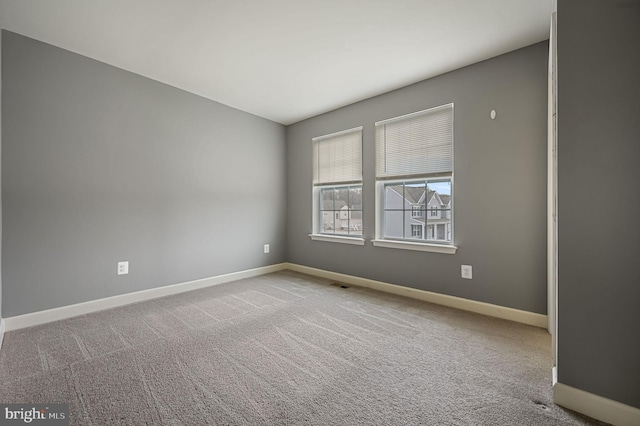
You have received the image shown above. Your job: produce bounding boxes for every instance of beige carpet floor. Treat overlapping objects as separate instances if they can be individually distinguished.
[0,271,605,425]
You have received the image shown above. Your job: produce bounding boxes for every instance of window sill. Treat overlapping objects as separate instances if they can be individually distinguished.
[309,234,365,246]
[371,239,457,254]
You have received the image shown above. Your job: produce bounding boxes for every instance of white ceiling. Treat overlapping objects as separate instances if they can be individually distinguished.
[0,0,552,125]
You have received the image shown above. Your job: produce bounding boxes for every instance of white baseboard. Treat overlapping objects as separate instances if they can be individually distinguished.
[554,382,640,426]
[4,263,287,331]
[0,318,5,350]
[286,263,548,328]
[2,261,546,332]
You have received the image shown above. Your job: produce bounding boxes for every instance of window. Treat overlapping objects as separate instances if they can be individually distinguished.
[381,179,451,242]
[312,127,363,242]
[374,104,455,251]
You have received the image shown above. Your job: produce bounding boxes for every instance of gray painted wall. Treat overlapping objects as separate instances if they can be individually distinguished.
[2,31,286,317]
[287,42,549,314]
[557,0,640,408]
[0,29,3,322]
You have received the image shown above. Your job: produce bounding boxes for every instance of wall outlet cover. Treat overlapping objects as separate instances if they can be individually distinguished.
[461,265,473,279]
[264,244,270,254]
[117,261,129,275]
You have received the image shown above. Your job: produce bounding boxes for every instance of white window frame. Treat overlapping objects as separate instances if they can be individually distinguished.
[372,104,457,254]
[310,127,364,245]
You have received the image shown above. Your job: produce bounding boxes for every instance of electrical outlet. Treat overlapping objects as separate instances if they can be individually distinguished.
[117,261,129,275]
[461,265,472,279]
[264,244,270,254]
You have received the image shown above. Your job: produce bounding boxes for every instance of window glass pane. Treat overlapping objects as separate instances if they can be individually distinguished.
[384,210,404,239]
[334,187,349,210]
[318,185,363,237]
[381,178,452,244]
[384,184,404,210]
[320,188,334,210]
[348,186,363,236]
[348,217,362,236]
[426,179,452,243]
[349,187,362,210]
[405,182,425,205]
[321,210,335,234]
[332,187,349,235]
[406,181,425,220]
[427,225,435,239]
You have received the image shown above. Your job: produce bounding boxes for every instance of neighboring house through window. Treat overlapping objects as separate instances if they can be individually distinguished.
[312,127,363,240]
[374,104,454,247]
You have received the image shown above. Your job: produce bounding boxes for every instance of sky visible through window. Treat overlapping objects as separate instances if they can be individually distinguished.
[429,181,451,197]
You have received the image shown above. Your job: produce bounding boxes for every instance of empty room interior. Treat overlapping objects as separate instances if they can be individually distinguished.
[0,0,639,425]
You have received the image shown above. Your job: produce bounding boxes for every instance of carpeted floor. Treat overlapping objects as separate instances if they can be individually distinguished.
[0,271,605,425]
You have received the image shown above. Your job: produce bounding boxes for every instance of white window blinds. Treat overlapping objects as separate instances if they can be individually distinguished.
[313,127,363,186]
[375,103,453,179]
